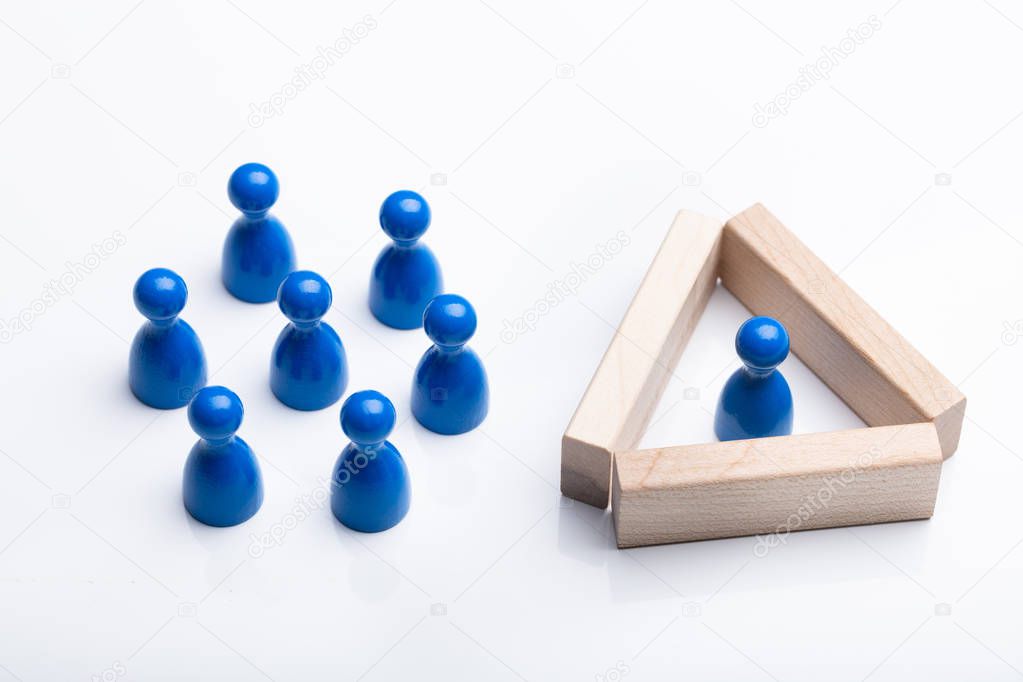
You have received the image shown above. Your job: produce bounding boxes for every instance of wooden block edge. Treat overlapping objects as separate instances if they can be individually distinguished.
[934,395,967,459]
[561,432,613,509]
[612,424,943,549]
[560,209,723,509]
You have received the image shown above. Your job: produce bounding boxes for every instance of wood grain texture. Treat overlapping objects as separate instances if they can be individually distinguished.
[561,210,723,508]
[612,423,943,548]
[720,203,966,458]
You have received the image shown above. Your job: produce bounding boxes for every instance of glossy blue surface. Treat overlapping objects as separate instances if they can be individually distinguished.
[183,386,263,527]
[369,190,443,329]
[714,316,794,441]
[331,390,411,533]
[222,163,296,303]
[411,294,489,434]
[129,268,207,409]
[270,270,348,411]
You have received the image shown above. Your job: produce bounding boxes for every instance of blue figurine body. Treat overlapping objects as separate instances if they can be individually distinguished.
[714,316,794,441]
[411,294,489,435]
[183,386,263,527]
[331,390,411,532]
[270,270,349,411]
[369,190,443,329]
[129,268,207,409]
[222,162,296,303]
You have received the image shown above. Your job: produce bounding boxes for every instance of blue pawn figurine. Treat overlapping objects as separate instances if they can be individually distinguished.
[411,294,489,434]
[222,162,296,303]
[714,316,794,441]
[183,386,263,527]
[369,190,443,329]
[129,268,207,409]
[270,270,349,410]
[331,390,411,532]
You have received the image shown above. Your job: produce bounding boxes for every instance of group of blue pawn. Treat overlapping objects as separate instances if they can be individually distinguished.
[128,163,489,533]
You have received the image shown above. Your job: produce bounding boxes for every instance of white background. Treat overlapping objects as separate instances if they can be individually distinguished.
[0,0,1020,680]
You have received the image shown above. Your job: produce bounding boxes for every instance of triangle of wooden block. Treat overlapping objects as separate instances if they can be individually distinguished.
[561,205,965,548]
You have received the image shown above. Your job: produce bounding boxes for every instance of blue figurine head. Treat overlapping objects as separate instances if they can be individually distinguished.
[379,190,431,244]
[423,294,476,351]
[134,268,187,324]
[188,385,243,444]
[736,316,789,373]
[341,390,396,446]
[228,162,280,217]
[277,270,331,328]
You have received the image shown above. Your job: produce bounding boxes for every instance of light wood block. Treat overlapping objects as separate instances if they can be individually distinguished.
[561,210,723,508]
[612,423,942,548]
[720,203,966,458]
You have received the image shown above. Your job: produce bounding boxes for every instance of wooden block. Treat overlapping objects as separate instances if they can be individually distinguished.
[561,210,723,508]
[612,423,942,548]
[720,204,966,458]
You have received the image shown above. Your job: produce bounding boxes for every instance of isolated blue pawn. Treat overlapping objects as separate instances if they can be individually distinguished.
[183,386,263,527]
[369,190,443,329]
[129,268,207,409]
[411,294,489,434]
[331,390,411,532]
[222,163,296,303]
[714,316,794,441]
[270,270,348,410]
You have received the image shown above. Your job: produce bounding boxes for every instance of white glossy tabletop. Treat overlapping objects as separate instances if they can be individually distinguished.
[0,1,1019,679]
